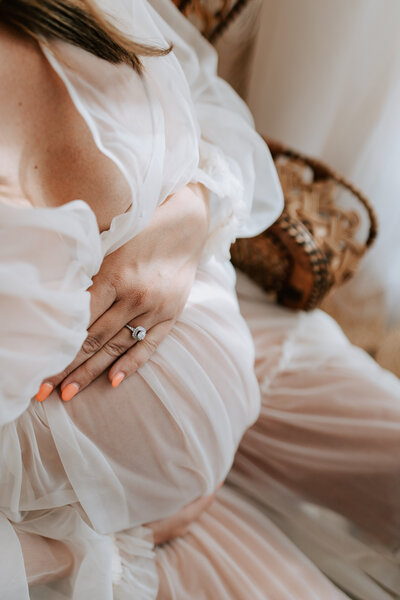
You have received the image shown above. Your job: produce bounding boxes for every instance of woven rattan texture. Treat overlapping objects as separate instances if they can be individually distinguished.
[173,0,252,42]
[231,140,377,310]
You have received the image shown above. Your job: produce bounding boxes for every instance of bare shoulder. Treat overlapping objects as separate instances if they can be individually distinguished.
[0,23,58,143]
[0,23,72,203]
[0,23,57,206]
[0,23,131,227]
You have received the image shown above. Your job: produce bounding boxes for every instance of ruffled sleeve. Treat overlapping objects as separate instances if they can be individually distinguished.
[0,201,102,426]
[147,0,284,260]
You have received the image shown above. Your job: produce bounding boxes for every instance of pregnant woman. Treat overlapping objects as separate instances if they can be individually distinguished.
[1,1,399,599]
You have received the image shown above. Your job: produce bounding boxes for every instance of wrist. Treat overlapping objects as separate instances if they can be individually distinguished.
[158,183,210,263]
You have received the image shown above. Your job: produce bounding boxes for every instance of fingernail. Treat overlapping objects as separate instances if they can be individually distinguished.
[61,383,80,402]
[36,383,54,403]
[111,372,125,388]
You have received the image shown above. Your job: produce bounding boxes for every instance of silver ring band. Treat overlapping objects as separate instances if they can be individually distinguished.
[125,324,147,341]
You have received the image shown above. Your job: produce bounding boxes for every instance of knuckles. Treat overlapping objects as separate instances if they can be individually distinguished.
[103,340,128,359]
[142,337,159,356]
[130,288,147,308]
[106,269,185,318]
[112,267,147,302]
[81,334,104,355]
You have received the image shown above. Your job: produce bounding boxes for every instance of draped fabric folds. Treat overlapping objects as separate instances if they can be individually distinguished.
[1,1,400,599]
[0,0,281,597]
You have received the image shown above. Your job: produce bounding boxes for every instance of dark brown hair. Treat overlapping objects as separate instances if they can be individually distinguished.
[0,0,171,74]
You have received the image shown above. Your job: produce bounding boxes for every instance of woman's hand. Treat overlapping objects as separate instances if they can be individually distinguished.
[36,183,209,402]
[147,485,222,546]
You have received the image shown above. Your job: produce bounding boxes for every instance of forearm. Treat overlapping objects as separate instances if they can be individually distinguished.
[154,182,210,263]
[16,531,74,587]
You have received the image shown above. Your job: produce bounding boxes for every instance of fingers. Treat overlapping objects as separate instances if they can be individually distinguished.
[36,302,132,399]
[58,312,151,401]
[36,309,175,403]
[108,319,174,385]
[35,279,119,402]
[147,485,223,546]
[61,302,132,378]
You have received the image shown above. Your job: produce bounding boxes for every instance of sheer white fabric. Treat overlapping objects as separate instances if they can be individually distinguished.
[1,1,400,599]
[0,0,281,598]
[0,201,102,426]
[148,0,283,259]
[231,272,400,600]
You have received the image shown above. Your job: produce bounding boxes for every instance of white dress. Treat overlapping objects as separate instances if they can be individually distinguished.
[1,2,400,600]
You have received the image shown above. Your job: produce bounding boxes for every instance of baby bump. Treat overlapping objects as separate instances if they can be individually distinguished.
[6,262,260,534]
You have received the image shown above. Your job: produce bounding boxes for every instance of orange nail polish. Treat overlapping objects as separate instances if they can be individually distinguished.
[36,383,54,403]
[111,372,125,388]
[61,383,80,402]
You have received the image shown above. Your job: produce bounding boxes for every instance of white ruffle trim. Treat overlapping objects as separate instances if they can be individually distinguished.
[192,139,248,263]
[0,200,102,426]
[111,526,158,600]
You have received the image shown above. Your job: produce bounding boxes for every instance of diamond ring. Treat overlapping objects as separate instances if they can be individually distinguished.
[125,324,147,341]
